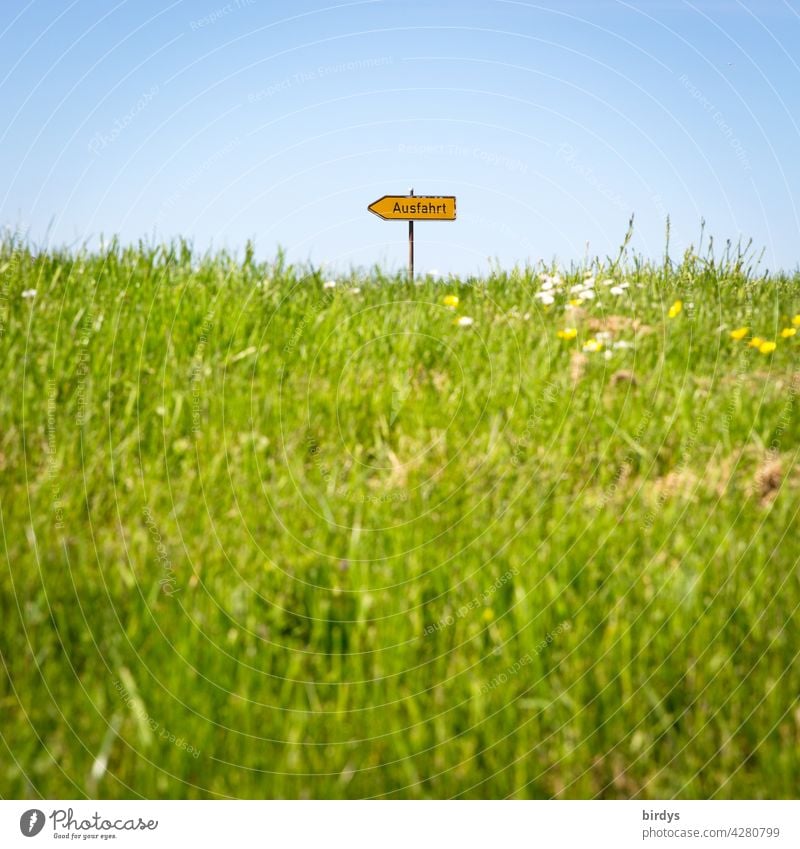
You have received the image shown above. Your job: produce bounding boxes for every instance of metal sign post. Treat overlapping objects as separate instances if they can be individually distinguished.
[367,190,457,281]
[408,187,414,282]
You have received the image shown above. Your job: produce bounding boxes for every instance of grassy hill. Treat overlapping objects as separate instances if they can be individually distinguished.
[1,236,798,798]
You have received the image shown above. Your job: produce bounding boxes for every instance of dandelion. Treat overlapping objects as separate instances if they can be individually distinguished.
[730,327,749,341]
[582,339,603,353]
[442,294,459,308]
[748,337,764,349]
[323,280,337,289]
[758,341,776,354]
[668,300,682,318]
[455,315,474,327]
[21,289,37,299]
[482,608,495,624]
[569,298,583,307]
[793,315,800,326]
[557,328,577,340]
[780,327,796,338]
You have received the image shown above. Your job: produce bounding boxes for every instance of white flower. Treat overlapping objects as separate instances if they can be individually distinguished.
[456,316,474,327]
[540,278,555,291]
[604,349,613,360]
[613,340,633,350]
[350,287,361,294]
[579,288,596,300]
[22,289,37,299]
[595,331,613,342]
[609,286,626,296]
[535,291,555,305]
[570,283,586,294]
[323,280,337,289]
[601,278,615,287]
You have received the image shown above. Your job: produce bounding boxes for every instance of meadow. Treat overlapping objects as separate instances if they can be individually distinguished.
[1,233,798,799]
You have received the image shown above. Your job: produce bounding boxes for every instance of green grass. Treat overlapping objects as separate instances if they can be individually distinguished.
[1,236,799,799]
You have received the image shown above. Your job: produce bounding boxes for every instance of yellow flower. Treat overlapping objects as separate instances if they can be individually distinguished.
[569,298,583,307]
[583,339,603,353]
[668,300,682,318]
[729,327,748,340]
[748,337,764,349]
[442,294,459,308]
[482,608,495,624]
[780,327,797,338]
[557,328,577,340]
[758,341,776,354]
[793,315,800,326]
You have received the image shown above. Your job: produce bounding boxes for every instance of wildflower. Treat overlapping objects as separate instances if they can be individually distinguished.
[580,288,596,300]
[604,349,613,360]
[601,278,615,287]
[557,328,577,340]
[569,298,583,307]
[323,280,337,289]
[780,327,796,338]
[583,339,603,353]
[748,337,764,349]
[21,289,37,299]
[758,341,776,354]
[535,291,555,305]
[730,327,748,340]
[482,608,495,624]
[350,287,361,294]
[609,285,627,296]
[442,294,459,308]
[595,331,613,342]
[613,340,633,350]
[455,315,474,327]
[668,300,682,318]
[793,315,800,326]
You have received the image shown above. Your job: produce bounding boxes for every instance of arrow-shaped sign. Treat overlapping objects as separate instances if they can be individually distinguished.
[368,195,456,221]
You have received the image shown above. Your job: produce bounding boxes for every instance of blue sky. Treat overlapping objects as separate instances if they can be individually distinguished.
[1,0,799,276]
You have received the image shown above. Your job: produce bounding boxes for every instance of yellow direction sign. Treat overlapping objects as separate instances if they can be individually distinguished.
[368,194,456,221]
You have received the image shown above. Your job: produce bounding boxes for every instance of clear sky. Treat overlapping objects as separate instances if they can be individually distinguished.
[2,0,799,276]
